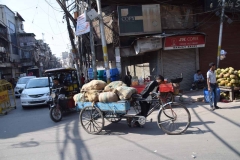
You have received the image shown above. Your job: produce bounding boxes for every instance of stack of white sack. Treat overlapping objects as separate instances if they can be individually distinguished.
[104,81,127,92]
[74,80,106,104]
[73,80,137,104]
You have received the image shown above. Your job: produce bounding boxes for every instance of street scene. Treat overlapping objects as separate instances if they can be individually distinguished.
[0,94,240,160]
[1,0,240,160]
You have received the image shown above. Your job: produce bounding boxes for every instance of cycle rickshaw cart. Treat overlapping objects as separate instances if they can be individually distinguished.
[44,68,80,122]
[77,85,191,135]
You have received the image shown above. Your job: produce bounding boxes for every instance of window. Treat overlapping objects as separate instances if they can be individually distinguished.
[21,24,24,31]
[8,21,18,55]
[17,77,33,84]
[26,79,49,89]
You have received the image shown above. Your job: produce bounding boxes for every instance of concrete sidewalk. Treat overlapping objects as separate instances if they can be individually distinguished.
[179,89,240,107]
[181,90,204,101]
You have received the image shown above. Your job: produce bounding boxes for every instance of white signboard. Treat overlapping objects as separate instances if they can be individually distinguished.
[76,13,90,36]
[134,38,162,54]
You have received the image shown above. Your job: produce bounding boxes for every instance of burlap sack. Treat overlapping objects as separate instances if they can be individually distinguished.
[73,93,86,104]
[85,90,100,102]
[81,83,89,92]
[104,81,127,92]
[99,92,118,103]
[81,80,106,91]
[116,86,137,100]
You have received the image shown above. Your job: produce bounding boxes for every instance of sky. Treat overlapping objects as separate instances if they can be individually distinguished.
[0,0,73,58]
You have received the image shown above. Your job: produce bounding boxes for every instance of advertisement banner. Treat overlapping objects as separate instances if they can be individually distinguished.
[164,34,206,50]
[205,0,240,12]
[76,13,90,36]
[134,38,162,54]
[118,4,161,36]
[0,90,9,103]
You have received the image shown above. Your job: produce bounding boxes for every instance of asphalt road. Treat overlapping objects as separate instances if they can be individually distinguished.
[0,98,240,160]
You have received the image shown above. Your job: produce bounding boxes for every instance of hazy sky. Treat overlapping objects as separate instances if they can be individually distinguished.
[0,0,72,57]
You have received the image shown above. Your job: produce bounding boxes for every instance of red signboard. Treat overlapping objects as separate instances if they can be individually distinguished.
[164,34,206,50]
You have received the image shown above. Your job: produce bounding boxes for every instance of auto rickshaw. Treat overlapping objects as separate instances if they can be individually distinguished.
[44,67,80,122]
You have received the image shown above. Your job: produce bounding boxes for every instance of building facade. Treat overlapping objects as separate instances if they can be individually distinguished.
[0,5,21,79]
[92,1,205,90]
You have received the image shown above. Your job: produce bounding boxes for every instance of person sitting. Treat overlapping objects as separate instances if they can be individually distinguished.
[129,75,164,127]
[192,70,205,90]
[52,78,63,89]
[59,74,65,84]
[140,75,164,117]
[52,78,68,96]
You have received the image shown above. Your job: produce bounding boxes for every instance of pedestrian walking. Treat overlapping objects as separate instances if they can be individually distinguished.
[207,62,221,111]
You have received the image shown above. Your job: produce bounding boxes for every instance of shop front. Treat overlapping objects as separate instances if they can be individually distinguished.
[120,37,162,83]
[160,33,206,90]
[120,33,206,90]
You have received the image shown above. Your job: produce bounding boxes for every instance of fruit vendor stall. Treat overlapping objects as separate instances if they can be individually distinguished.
[216,67,240,101]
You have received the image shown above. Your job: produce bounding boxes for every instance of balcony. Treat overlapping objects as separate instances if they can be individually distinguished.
[20,58,35,67]
[22,62,35,67]
[0,47,7,54]
[20,42,36,47]
[0,27,8,40]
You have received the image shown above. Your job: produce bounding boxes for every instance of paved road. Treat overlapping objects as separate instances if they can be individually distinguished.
[0,98,240,160]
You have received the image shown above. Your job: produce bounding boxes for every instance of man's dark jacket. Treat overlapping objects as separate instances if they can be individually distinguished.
[141,81,159,98]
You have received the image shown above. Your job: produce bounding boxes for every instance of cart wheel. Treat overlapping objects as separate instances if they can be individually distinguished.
[157,102,191,135]
[50,107,62,122]
[105,112,122,123]
[80,106,104,134]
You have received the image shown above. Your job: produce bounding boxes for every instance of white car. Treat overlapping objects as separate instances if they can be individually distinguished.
[14,76,36,97]
[21,77,52,108]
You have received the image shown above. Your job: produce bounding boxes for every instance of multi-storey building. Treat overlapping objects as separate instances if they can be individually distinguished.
[0,5,22,79]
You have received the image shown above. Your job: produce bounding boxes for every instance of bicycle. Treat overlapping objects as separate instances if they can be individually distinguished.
[131,92,191,135]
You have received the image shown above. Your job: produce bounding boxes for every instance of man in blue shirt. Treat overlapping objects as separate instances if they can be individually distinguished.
[193,70,205,89]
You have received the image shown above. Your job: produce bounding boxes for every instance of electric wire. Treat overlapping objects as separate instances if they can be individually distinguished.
[51,2,67,44]
[44,0,63,12]
[15,5,36,11]
[32,0,39,24]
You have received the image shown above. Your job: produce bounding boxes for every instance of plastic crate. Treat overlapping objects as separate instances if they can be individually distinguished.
[159,83,174,93]
[132,85,146,94]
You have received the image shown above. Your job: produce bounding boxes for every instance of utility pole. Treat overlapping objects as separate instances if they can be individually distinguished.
[61,0,80,83]
[96,0,110,83]
[217,0,225,68]
[76,0,83,79]
[88,0,97,79]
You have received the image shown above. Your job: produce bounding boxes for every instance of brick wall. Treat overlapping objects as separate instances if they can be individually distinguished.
[198,14,240,77]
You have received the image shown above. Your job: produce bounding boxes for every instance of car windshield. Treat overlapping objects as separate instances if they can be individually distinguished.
[26,79,49,89]
[17,78,33,84]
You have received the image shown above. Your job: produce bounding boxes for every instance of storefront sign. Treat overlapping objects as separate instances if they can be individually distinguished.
[0,90,9,103]
[164,34,206,50]
[76,13,90,36]
[118,4,161,36]
[134,38,162,54]
[205,0,240,11]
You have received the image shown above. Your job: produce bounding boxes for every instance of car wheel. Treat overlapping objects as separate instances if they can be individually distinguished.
[22,106,26,109]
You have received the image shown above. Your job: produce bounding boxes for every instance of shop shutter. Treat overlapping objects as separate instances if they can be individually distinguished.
[162,49,196,90]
